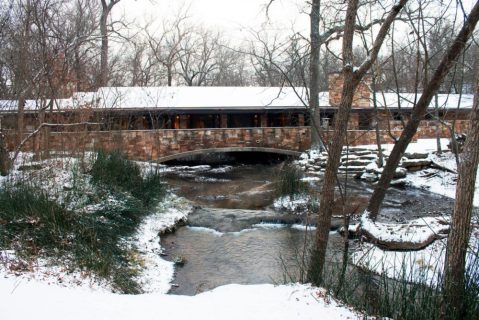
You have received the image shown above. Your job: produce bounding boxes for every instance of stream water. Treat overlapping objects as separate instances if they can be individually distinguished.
[161,160,455,295]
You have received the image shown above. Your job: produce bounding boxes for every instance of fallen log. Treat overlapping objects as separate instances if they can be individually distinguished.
[358,213,450,250]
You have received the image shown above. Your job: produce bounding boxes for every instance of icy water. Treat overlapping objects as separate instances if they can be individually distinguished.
[162,162,455,295]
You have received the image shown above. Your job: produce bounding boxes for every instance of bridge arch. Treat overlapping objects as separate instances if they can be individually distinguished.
[157,147,302,163]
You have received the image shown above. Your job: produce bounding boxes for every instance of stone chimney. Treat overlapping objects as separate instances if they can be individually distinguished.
[328,72,371,108]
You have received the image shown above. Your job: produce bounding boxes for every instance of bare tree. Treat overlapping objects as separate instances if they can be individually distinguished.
[309,0,321,147]
[308,0,409,285]
[177,29,220,86]
[99,0,120,87]
[367,1,479,219]
[145,11,190,86]
[442,46,479,319]
[211,43,250,86]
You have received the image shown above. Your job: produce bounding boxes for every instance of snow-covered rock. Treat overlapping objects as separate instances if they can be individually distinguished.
[359,213,450,250]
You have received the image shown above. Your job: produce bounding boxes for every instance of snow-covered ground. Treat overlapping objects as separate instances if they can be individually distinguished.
[0,154,363,319]
[351,227,479,286]
[0,278,361,320]
[373,138,479,206]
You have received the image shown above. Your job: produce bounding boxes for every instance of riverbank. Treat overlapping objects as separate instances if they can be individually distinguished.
[0,153,364,319]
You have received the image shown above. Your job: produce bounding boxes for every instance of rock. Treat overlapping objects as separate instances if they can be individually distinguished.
[340,154,360,161]
[173,255,186,266]
[361,172,379,182]
[308,165,322,171]
[346,147,370,152]
[338,165,367,173]
[404,152,429,159]
[365,162,379,173]
[353,150,378,156]
[401,158,432,170]
[390,178,408,188]
[394,167,407,179]
[342,159,374,167]
[358,155,378,161]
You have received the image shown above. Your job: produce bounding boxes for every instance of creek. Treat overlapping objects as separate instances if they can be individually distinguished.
[161,159,455,295]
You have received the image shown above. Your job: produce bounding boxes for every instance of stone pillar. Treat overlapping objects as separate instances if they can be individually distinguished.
[328,72,372,108]
[260,114,268,127]
[179,115,189,129]
[220,114,228,128]
[349,113,359,129]
[298,114,305,126]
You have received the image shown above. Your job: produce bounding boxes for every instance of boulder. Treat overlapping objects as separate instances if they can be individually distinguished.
[342,159,374,167]
[360,172,379,182]
[401,158,432,170]
[358,155,378,161]
[390,178,407,188]
[394,167,407,179]
[404,152,429,159]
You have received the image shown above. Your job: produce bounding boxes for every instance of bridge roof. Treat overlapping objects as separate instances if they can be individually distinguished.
[0,86,474,113]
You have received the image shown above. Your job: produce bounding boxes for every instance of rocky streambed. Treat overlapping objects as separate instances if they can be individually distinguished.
[160,159,456,295]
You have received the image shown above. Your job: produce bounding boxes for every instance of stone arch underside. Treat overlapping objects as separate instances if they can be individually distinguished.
[157,147,302,163]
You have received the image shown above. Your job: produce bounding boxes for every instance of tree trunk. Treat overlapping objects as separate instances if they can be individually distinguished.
[99,1,120,87]
[100,10,109,87]
[443,50,479,319]
[0,132,11,176]
[16,0,31,147]
[308,0,408,284]
[167,64,173,86]
[435,95,442,154]
[309,0,321,148]
[308,0,359,285]
[367,1,479,219]
[372,73,384,167]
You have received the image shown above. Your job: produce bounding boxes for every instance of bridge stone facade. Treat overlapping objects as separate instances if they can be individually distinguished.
[11,127,311,162]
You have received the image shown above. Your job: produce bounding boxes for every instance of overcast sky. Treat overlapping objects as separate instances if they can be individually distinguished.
[117,0,309,41]
[114,0,476,49]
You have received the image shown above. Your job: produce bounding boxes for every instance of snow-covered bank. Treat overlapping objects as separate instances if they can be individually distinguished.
[0,153,193,294]
[0,278,361,320]
[133,194,192,294]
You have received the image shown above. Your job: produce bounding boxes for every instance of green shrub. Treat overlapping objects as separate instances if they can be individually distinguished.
[0,182,145,293]
[90,150,165,207]
[275,165,308,199]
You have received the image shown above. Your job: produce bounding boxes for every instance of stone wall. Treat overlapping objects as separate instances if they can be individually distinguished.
[8,127,311,161]
[5,118,471,161]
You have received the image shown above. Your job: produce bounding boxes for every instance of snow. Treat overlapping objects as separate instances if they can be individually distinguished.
[352,240,446,285]
[2,87,472,113]
[359,212,449,244]
[273,194,315,212]
[352,228,479,286]
[0,278,361,320]
[133,194,192,293]
[378,92,474,110]
[405,151,479,207]
[187,226,224,236]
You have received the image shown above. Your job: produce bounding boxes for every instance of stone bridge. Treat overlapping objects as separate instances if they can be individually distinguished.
[28,127,311,162]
